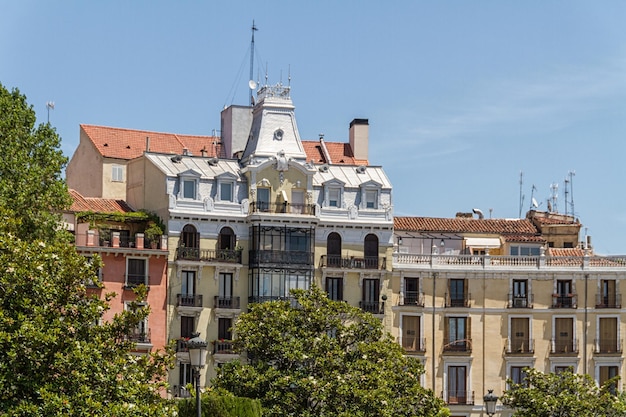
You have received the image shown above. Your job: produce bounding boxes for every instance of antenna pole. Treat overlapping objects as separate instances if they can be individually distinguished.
[519,171,523,218]
[249,20,258,106]
[564,176,569,216]
[569,171,575,217]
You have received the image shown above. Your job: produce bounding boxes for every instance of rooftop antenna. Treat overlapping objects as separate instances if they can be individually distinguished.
[288,64,291,88]
[530,184,540,209]
[567,170,575,217]
[518,171,524,218]
[550,182,559,213]
[46,101,55,123]
[249,20,258,106]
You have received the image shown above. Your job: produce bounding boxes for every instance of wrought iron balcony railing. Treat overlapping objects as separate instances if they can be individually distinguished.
[402,336,426,353]
[594,338,622,354]
[250,250,313,266]
[125,274,147,288]
[505,338,534,354]
[176,293,203,307]
[442,390,475,405]
[249,201,316,215]
[399,291,425,307]
[445,292,471,308]
[596,293,622,309]
[320,255,386,270]
[214,296,241,309]
[551,294,577,308]
[176,248,242,263]
[508,293,534,308]
[127,328,151,344]
[550,338,578,354]
[213,340,235,354]
[443,338,472,353]
[359,301,385,315]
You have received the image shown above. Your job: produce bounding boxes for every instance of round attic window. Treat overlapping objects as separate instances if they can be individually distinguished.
[273,128,284,141]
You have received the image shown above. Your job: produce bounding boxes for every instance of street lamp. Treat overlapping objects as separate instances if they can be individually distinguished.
[483,389,499,416]
[187,332,208,417]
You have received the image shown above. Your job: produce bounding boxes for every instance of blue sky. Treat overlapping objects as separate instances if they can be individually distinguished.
[2,1,626,254]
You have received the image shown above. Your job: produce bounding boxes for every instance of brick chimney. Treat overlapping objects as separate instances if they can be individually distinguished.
[349,118,368,162]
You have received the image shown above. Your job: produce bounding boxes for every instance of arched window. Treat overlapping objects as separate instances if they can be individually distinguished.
[364,234,379,269]
[327,232,342,267]
[181,224,199,249]
[218,227,236,250]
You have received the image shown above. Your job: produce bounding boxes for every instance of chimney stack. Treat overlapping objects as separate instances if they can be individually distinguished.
[349,118,369,162]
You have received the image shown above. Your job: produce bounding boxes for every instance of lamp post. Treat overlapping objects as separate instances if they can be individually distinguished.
[187,332,208,417]
[483,389,499,416]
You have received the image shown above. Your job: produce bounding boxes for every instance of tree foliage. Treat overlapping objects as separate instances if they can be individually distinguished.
[0,84,175,416]
[0,83,71,242]
[213,286,449,417]
[502,368,626,417]
[176,389,262,417]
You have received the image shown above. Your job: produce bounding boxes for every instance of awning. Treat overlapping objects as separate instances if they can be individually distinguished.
[464,237,501,248]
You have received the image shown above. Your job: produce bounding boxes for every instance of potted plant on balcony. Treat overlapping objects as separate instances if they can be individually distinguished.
[144,223,162,249]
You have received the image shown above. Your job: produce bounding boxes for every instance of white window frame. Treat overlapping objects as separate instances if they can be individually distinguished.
[218,181,234,202]
[594,357,621,389]
[124,300,149,343]
[442,357,473,405]
[399,312,424,354]
[365,189,378,209]
[125,257,148,287]
[111,164,124,182]
[328,187,341,207]
[507,314,533,353]
[182,178,197,199]
[506,357,536,388]
[359,181,382,210]
[596,314,621,353]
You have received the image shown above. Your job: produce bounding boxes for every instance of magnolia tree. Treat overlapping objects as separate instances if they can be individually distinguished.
[0,83,175,416]
[213,286,450,417]
[502,368,626,417]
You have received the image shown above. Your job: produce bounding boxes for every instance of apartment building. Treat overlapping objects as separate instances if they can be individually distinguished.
[65,189,169,353]
[392,211,626,417]
[67,82,394,397]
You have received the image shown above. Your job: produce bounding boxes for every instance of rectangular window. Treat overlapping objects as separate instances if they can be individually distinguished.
[179,363,194,394]
[291,190,304,213]
[219,272,233,298]
[448,279,467,307]
[180,316,195,339]
[404,277,420,305]
[510,366,528,386]
[445,317,470,351]
[326,277,343,301]
[218,318,232,340]
[554,317,574,353]
[365,190,377,209]
[599,317,618,353]
[220,182,233,201]
[183,179,196,199]
[181,271,195,295]
[126,258,147,287]
[510,246,540,256]
[126,302,149,343]
[447,366,468,404]
[554,366,573,374]
[600,366,619,394]
[112,164,124,182]
[329,188,340,207]
[510,317,530,352]
[402,315,421,352]
[257,188,270,212]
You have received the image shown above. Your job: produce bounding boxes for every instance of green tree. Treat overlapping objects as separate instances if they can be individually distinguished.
[0,83,71,242]
[213,286,449,417]
[502,368,626,417]
[0,84,175,416]
[176,389,262,417]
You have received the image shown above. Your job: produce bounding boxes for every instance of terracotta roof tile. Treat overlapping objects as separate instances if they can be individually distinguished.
[81,124,220,160]
[548,248,584,257]
[69,189,134,213]
[301,140,368,165]
[503,234,546,243]
[394,216,540,235]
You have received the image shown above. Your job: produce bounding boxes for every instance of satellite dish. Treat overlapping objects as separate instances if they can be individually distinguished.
[531,197,539,208]
[248,80,257,90]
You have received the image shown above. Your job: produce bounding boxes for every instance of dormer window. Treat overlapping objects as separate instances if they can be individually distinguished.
[359,180,382,210]
[329,188,340,207]
[323,180,345,209]
[365,190,378,209]
[220,182,233,201]
[216,172,238,203]
[183,179,196,199]
[178,170,201,201]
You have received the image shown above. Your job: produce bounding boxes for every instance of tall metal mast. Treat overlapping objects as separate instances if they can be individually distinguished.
[249,20,258,106]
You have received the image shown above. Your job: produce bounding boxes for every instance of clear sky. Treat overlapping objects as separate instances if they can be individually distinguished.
[2,1,626,254]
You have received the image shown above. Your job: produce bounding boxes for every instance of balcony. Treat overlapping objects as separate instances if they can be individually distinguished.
[445,292,471,308]
[443,338,472,353]
[402,336,426,353]
[442,390,475,405]
[320,255,387,270]
[594,339,622,354]
[249,201,316,215]
[551,294,577,308]
[214,296,241,310]
[127,328,151,344]
[213,340,235,355]
[176,248,242,263]
[359,301,385,315]
[393,253,626,270]
[505,338,534,354]
[172,385,192,398]
[550,338,578,354]
[596,293,622,309]
[250,250,313,266]
[508,293,534,308]
[176,294,202,307]
[175,338,189,352]
[399,291,425,307]
[124,274,147,289]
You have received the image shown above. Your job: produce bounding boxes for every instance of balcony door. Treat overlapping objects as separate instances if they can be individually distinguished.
[602,280,617,307]
[510,317,530,352]
[555,317,573,352]
[364,234,379,268]
[599,317,618,353]
[327,232,342,267]
[448,366,467,404]
[402,315,420,352]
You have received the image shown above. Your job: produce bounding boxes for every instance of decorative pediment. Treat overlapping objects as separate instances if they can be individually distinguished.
[178,169,202,178]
